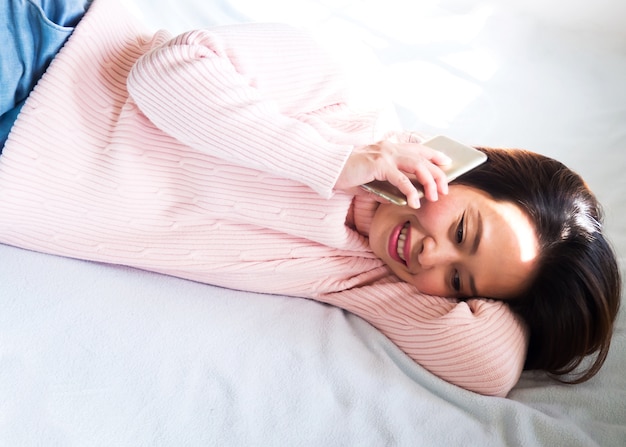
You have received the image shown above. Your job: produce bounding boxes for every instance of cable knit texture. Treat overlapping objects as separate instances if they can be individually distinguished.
[0,0,527,396]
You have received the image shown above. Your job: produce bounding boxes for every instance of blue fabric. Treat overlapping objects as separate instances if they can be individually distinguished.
[0,0,91,150]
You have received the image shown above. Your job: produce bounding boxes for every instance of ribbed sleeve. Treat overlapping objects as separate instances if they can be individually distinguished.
[0,0,527,397]
[319,280,527,397]
[126,25,373,198]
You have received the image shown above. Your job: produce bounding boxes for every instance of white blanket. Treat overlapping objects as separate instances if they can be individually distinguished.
[1,0,624,445]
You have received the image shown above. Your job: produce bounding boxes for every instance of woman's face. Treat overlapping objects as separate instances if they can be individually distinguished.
[369,185,540,299]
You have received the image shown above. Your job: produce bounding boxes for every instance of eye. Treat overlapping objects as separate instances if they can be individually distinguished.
[451,269,461,292]
[455,213,465,244]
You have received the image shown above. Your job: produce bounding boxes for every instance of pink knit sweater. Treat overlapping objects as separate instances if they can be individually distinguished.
[0,0,527,396]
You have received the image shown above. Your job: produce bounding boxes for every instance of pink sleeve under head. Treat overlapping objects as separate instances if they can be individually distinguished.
[319,280,528,397]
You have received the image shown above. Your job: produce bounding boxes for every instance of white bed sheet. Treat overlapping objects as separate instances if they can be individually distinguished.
[1,0,625,445]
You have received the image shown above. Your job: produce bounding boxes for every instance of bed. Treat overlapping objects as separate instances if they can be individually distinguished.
[1,0,624,445]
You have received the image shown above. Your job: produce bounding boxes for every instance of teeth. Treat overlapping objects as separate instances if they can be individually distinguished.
[397,223,409,262]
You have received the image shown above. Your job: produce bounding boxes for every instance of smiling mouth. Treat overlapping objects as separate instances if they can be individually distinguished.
[396,222,411,265]
[397,222,410,263]
[389,221,411,266]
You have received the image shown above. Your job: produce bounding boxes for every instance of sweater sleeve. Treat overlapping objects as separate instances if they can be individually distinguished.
[318,281,528,397]
[126,24,366,198]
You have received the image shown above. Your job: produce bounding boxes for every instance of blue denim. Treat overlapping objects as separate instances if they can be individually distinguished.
[0,0,91,150]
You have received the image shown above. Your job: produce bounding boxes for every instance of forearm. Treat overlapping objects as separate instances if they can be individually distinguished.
[127,24,362,197]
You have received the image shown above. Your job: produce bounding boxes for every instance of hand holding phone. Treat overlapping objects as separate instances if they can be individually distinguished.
[360,135,487,206]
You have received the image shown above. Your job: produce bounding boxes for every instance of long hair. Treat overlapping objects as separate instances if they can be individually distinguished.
[453,147,621,383]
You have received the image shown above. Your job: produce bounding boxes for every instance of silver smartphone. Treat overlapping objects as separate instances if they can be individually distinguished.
[360,135,487,206]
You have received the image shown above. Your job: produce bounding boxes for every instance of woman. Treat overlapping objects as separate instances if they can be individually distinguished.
[0,0,620,396]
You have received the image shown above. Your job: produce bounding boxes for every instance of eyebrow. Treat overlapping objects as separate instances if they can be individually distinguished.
[468,210,482,297]
[470,210,482,255]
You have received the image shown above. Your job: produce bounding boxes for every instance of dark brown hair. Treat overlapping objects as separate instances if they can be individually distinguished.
[453,147,621,383]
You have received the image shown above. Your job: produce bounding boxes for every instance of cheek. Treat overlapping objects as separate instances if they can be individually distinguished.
[414,200,448,229]
[369,206,398,254]
[396,269,447,296]
[415,276,445,296]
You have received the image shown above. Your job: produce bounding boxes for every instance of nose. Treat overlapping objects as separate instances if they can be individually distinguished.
[418,236,457,269]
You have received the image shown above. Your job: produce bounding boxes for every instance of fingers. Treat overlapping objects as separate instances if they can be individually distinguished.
[385,170,421,209]
[384,164,446,209]
[336,140,451,209]
[396,146,450,205]
[422,159,449,198]
[429,150,452,167]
